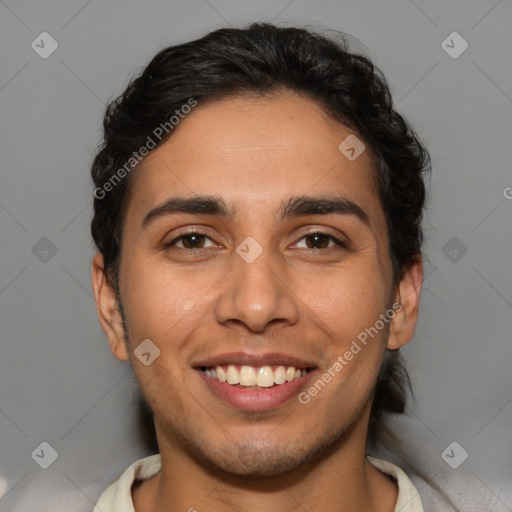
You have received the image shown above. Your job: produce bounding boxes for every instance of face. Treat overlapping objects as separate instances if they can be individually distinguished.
[93,91,422,478]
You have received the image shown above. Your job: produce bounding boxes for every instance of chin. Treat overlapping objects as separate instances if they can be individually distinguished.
[183,429,346,481]
[201,447,308,480]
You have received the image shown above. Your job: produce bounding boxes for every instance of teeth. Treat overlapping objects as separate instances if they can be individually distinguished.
[256,366,274,387]
[274,365,287,384]
[203,364,308,387]
[216,366,227,382]
[239,365,256,386]
[226,365,240,385]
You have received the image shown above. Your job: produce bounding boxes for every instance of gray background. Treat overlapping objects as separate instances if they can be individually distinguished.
[1,0,511,510]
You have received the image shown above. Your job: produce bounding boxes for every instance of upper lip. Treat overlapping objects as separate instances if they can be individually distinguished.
[192,352,317,369]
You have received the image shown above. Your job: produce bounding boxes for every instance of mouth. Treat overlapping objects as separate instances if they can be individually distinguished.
[192,353,317,411]
[199,364,311,388]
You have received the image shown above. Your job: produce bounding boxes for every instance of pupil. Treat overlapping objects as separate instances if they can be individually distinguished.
[184,234,203,249]
[308,233,327,249]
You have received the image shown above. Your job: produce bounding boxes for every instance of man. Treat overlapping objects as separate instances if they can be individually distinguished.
[91,23,429,511]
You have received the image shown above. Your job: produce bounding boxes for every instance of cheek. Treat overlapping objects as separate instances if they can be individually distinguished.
[309,262,389,340]
[305,263,390,396]
[121,257,205,339]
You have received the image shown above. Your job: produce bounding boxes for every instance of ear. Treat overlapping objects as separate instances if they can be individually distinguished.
[91,252,129,361]
[387,256,423,350]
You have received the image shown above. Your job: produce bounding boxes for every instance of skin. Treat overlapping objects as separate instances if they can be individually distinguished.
[92,91,423,512]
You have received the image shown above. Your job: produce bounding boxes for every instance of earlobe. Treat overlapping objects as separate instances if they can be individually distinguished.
[386,256,423,350]
[91,253,130,362]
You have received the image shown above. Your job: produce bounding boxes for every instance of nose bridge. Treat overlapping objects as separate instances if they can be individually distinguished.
[215,235,299,332]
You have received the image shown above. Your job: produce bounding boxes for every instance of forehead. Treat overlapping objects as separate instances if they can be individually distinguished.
[125,92,384,231]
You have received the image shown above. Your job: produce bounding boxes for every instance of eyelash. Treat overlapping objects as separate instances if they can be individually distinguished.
[163,229,348,253]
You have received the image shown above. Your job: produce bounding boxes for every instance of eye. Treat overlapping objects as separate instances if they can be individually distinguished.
[293,231,347,250]
[163,230,216,250]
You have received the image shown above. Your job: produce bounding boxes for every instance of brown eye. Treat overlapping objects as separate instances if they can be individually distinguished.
[295,231,347,250]
[163,231,215,250]
[179,233,207,249]
[304,233,330,249]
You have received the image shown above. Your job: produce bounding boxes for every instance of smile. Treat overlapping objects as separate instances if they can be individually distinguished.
[200,364,310,388]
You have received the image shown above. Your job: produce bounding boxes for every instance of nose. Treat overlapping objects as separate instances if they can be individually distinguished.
[215,241,299,333]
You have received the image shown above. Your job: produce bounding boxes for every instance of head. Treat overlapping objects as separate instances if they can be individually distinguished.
[91,23,429,477]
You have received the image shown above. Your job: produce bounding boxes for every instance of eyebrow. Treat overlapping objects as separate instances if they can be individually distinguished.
[142,194,370,228]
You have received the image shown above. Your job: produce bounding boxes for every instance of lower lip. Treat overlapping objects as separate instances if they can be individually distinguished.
[196,369,314,411]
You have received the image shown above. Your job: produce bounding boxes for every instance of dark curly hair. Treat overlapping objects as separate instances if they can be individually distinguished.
[90,22,431,449]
